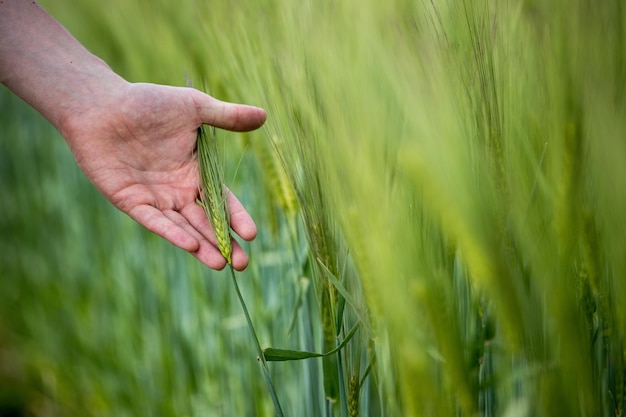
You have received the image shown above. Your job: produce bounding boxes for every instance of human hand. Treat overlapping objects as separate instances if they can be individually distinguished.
[61,82,266,271]
[1,2,266,270]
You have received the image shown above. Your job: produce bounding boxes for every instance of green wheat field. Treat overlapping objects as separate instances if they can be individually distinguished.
[1,0,625,416]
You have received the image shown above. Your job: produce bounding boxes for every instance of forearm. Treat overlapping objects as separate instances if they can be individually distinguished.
[0,0,127,136]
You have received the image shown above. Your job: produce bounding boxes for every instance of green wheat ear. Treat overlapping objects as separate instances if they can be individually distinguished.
[196,123,232,264]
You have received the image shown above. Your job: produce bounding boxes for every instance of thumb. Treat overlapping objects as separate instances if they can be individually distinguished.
[191,89,267,132]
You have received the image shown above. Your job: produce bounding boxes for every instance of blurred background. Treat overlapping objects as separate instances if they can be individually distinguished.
[2,0,626,416]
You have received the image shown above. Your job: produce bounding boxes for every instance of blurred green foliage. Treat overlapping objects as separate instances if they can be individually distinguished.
[0,86,308,416]
[2,0,626,416]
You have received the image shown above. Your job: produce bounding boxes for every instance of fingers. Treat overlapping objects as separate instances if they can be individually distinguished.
[130,204,251,271]
[227,190,257,241]
[129,205,226,269]
[180,202,252,271]
[192,235,250,272]
[191,89,267,132]
[229,238,251,272]
[162,208,231,270]
[129,204,200,252]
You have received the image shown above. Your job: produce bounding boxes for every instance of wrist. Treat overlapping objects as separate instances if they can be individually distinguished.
[55,63,129,144]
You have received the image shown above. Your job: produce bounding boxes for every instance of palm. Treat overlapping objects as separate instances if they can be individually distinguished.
[65,82,266,270]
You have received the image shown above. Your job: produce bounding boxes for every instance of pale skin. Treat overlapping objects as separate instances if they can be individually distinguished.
[0,0,267,271]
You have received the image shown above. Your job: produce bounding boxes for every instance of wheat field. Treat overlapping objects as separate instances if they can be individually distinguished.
[1,0,626,416]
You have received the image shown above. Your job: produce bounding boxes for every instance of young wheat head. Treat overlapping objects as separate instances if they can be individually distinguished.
[196,124,232,264]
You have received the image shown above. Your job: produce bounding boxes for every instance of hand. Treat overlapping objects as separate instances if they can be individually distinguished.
[61,82,267,271]
[1,2,266,270]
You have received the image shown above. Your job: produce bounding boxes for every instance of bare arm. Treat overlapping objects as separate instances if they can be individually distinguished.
[0,0,126,131]
[0,0,267,271]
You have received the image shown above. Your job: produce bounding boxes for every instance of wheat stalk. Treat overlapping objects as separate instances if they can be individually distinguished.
[195,121,284,416]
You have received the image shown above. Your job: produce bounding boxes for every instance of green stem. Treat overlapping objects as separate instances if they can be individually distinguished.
[229,266,285,417]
